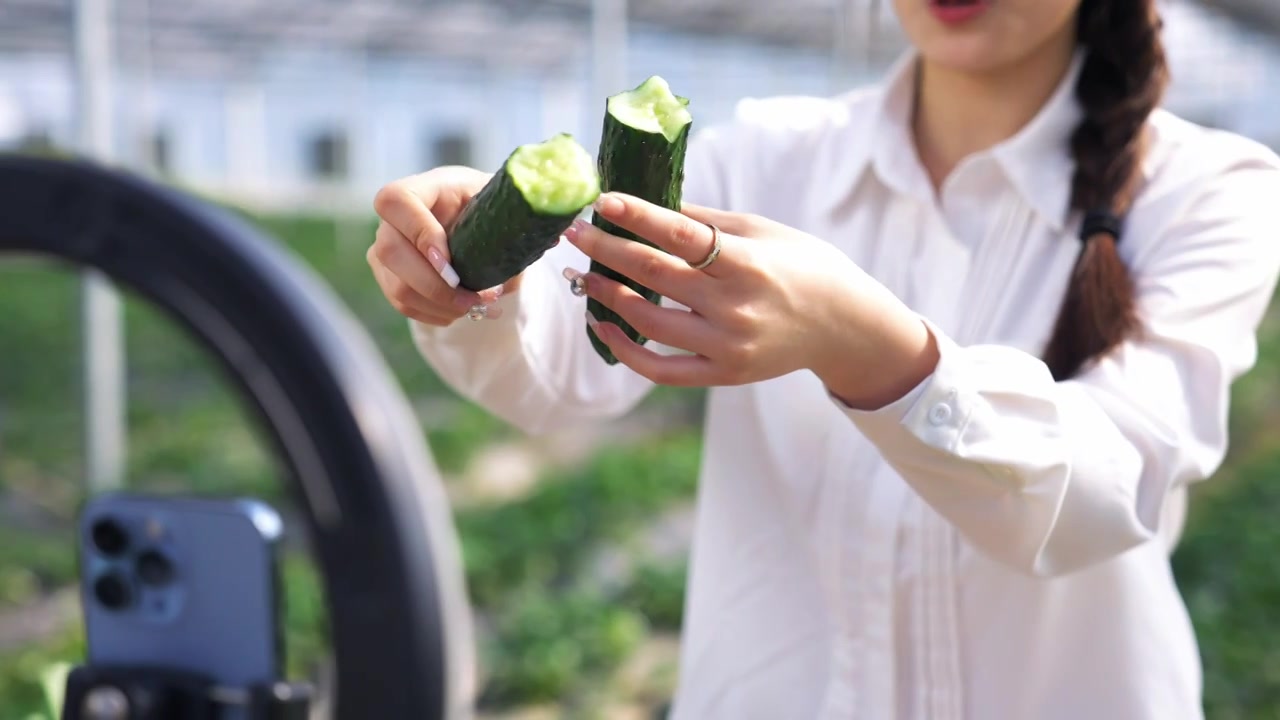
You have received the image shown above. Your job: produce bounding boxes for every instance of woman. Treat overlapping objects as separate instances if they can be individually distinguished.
[368,0,1280,717]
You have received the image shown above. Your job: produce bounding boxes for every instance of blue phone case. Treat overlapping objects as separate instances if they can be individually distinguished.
[78,493,286,691]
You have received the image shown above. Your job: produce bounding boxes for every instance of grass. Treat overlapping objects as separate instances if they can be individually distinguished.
[0,526,79,606]
[464,433,701,709]
[1173,445,1280,719]
[0,628,82,720]
[458,432,702,608]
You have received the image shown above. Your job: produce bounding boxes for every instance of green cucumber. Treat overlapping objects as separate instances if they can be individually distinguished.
[587,76,693,364]
[448,133,601,291]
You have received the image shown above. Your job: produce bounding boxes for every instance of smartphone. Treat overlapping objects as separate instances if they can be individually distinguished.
[77,493,286,697]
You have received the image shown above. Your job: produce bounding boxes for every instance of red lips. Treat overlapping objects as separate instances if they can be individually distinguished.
[928,0,989,25]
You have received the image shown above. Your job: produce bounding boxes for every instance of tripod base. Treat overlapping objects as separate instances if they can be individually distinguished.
[62,664,313,720]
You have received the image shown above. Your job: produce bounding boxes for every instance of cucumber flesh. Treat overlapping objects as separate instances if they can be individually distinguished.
[588,75,693,365]
[506,133,602,216]
[606,76,693,144]
[448,133,600,291]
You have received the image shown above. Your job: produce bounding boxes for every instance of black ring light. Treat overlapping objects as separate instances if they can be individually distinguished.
[0,154,475,719]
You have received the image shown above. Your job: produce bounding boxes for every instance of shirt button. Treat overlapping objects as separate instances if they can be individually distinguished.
[928,402,953,426]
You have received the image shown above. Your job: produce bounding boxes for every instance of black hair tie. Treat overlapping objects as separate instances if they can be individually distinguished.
[1080,209,1124,243]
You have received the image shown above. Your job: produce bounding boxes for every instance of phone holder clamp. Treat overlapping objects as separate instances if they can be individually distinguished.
[61,663,313,720]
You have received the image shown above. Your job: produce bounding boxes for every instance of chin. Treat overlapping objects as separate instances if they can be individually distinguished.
[916,37,1015,74]
[893,0,1081,77]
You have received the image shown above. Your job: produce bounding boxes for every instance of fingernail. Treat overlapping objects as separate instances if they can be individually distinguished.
[563,219,588,242]
[564,267,588,297]
[427,247,461,289]
[585,309,600,332]
[593,193,623,217]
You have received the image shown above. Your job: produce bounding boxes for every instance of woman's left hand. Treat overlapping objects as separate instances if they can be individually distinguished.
[563,192,940,410]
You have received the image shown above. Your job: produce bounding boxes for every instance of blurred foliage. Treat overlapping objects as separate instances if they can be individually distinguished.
[429,401,517,477]
[483,587,649,706]
[458,434,701,607]
[1173,449,1280,720]
[3,206,1280,719]
[0,627,82,720]
[0,526,79,605]
[621,559,689,632]
[461,434,700,707]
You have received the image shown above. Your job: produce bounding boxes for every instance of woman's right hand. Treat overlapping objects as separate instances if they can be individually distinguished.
[369,165,515,326]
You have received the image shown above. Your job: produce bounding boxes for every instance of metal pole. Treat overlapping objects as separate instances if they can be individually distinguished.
[831,0,856,92]
[590,0,628,149]
[74,0,126,492]
[867,0,882,71]
[338,45,370,256]
[134,0,158,174]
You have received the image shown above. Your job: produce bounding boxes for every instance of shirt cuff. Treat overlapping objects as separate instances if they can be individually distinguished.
[408,264,551,392]
[830,317,974,455]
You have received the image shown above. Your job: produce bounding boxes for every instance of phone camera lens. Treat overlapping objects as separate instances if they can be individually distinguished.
[93,572,133,611]
[136,550,174,587]
[90,518,129,557]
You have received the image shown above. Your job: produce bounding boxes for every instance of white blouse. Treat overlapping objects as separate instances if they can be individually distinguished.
[411,51,1280,720]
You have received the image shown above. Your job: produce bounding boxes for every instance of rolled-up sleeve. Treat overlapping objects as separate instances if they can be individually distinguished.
[837,155,1280,577]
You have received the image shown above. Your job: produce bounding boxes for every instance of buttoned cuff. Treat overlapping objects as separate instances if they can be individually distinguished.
[831,318,974,454]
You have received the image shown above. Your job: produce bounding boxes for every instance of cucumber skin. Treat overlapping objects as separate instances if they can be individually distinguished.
[588,113,691,364]
[447,163,581,292]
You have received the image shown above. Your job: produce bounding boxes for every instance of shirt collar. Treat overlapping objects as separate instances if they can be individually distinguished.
[853,48,1086,233]
[989,50,1085,232]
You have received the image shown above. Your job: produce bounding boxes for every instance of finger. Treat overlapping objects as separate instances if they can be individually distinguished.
[372,263,457,323]
[591,193,732,276]
[374,175,441,217]
[576,271,719,357]
[371,259,452,318]
[370,261,462,328]
[680,202,768,237]
[370,222,485,312]
[373,181,454,266]
[373,263,503,324]
[562,219,704,304]
[586,316,719,387]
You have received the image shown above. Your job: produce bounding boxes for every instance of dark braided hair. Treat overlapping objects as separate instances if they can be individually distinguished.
[1041,0,1169,380]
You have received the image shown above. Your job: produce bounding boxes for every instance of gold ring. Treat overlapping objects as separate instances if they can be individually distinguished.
[688,223,722,271]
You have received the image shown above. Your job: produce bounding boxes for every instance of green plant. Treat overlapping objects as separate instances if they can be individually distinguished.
[622,559,688,631]
[1174,449,1280,720]
[0,625,83,720]
[0,526,79,605]
[457,433,702,607]
[457,432,700,711]
[482,586,647,706]
[427,401,516,477]
[280,552,331,680]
